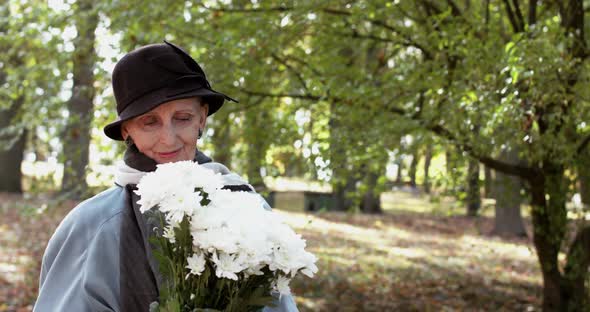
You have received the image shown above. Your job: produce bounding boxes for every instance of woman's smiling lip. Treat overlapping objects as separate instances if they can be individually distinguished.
[157,149,181,158]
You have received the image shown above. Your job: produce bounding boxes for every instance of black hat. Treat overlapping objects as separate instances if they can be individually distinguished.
[103,40,237,140]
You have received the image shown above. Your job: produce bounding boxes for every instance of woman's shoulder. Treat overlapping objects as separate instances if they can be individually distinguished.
[49,186,128,246]
[40,186,129,278]
[200,162,231,174]
[64,186,128,227]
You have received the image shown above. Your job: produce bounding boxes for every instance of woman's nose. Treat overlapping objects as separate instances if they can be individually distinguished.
[158,124,177,145]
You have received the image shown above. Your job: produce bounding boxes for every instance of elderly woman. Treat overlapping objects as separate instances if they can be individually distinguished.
[34,41,298,312]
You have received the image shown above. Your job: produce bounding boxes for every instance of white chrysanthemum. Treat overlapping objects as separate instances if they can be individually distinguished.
[162,226,176,244]
[231,210,273,270]
[267,220,318,277]
[136,160,318,287]
[135,161,224,214]
[190,191,238,231]
[186,252,206,276]
[272,275,292,298]
[160,190,203,225]
[189,164,224,194]
[243,263,266,277]
[211,251,244,280]
[193,226,241,254]
[299,253,318,277]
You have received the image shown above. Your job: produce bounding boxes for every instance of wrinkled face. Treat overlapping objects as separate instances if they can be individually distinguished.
[121,97,208,164]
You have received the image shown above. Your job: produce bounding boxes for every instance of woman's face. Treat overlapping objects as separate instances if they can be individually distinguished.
[121,97,208,164]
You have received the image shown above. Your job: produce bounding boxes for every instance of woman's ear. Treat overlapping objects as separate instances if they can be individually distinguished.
[120,124,129,140]
[199,102,209,129]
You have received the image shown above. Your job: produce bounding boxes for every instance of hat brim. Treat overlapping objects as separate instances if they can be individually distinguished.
[103,86,229,141]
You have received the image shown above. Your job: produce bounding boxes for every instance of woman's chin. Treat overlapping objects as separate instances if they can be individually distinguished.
[153,152,193,164]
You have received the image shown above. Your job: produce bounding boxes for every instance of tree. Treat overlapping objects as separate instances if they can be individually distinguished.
[0,3,24,193]
[577,153,590,206]
[0,97,26,193]
[242,99,273,190]
[209,110,234,167]
[408,149,418,187]
[60,0,99,198]
[0,1,68,193]
[174,1,590,309]
[466,158,481,217]
[423,142,433,194]
[492,148,527,237]
[484,164,493,198]
[382,2,589,309]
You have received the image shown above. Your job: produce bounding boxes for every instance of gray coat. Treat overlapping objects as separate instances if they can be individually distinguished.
[34,164,298,312]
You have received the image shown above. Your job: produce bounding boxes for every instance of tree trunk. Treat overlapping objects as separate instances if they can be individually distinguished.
[529,163,570,311]
[408,149,418,187]
[577,153,590,206]
[328,98,357,211]
[358,151,387,214]
[359,169,382,214]
[395,154,404,184]
[580,173,590,206]
[563,225,590,310]
[492,148,526,236]
[423,144,432,194]
[466,158,480,216]
[484,164,493,198]
[0,97,26,193]
[60,0,98,199]
[212,111,233,168]
[445,148,460,192]
[332,178,355,212]
[244,104,269,190]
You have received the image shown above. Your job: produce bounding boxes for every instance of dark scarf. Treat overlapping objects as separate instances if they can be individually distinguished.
[119,146,250,311]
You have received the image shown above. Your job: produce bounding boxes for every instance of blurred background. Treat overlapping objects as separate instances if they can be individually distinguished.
[1,0,590,311]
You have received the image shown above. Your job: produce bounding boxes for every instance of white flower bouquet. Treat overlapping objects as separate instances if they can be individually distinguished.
[135,161,318,312]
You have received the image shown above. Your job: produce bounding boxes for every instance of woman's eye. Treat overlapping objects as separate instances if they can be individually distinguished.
[141,117,158,126]
[175,115,193,121]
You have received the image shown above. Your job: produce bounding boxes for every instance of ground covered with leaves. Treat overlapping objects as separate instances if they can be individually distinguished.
[0,191,541,311]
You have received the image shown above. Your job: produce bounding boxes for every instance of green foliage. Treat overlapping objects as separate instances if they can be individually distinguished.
[0,1,70,150]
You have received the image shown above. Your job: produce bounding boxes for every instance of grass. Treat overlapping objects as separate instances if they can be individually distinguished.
[0,190,542,311]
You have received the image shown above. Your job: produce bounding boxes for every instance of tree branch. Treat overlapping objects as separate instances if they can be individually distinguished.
[560,0,587,60]
[320,8,349,16]
[321,8,434,59]
[566,224,590,269]
[333,31,399,44]
[445,0,464,18]
[419,0,443,15]
[485,0,491,26]
[577,133,590,154]
[502,0,522,33]
[236,88,324,101]
[396,4,428,24]
[240,85,536,179]
[511,0,526,30]
[197,3,293,13]
[528,0,538,25]
[222,95,267,114]
[270,53,311,94]
[427,123,535,179]
[384,99,536,179]
[366,19,434,59]
[281,54,324,78]
[563,224,590,301]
